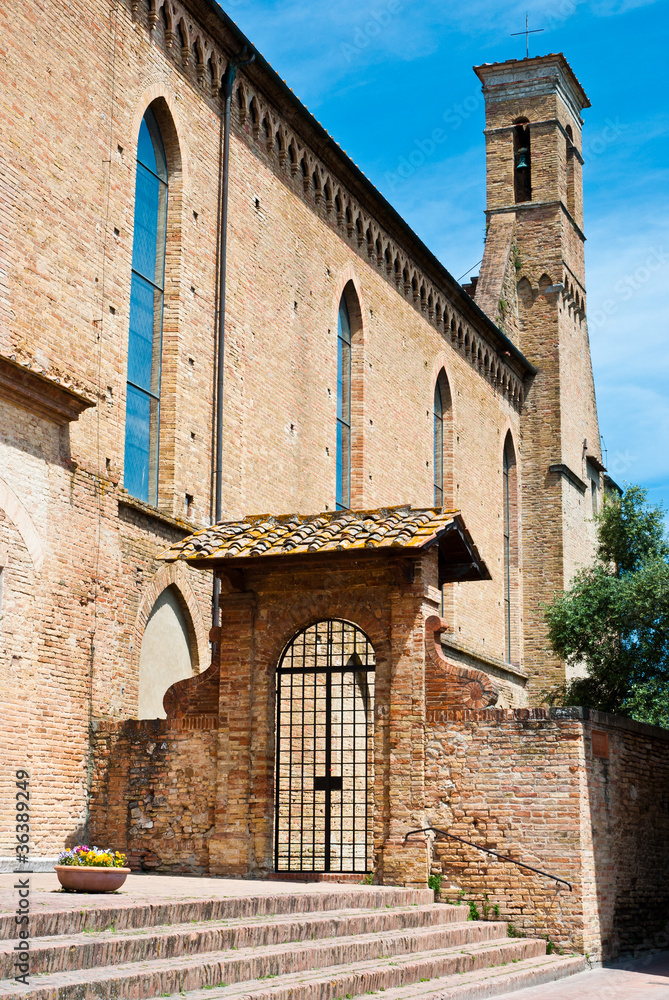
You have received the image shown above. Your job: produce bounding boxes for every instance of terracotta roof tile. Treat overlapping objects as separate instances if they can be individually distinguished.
[160,505,462,565]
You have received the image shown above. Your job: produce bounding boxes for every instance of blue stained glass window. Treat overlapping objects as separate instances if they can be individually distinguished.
[124,385,153,501]
[132,168,162,281]
[336,296,352,510]
[127,274,158,391]
[124,109,168,504]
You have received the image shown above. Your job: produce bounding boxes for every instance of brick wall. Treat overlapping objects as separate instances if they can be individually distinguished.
[89,718,217,873]
[88,699,669,962]
[474,57,601,698]
[580,712,669,959]
[424,708,669,962]
[0,398,213,858]
[0,2,605,864]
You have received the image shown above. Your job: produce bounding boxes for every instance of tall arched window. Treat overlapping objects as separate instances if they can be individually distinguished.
[433,381,444,505]
[565,124,576,217]
[433,370,453,508]
[124,107,168,504]
[336,294,352,510]
[503,433,519,663]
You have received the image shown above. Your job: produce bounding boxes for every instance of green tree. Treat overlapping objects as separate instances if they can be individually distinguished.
[544,485,669,727]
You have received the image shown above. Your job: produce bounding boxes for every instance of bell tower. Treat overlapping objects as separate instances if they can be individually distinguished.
[473,54,603,698]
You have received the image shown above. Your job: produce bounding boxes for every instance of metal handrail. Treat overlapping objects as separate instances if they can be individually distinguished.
[404,826,572,891]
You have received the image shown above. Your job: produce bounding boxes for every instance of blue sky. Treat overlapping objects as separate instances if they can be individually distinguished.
[225,0,669,516]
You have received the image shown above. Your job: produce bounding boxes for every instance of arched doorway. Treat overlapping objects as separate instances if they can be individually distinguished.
[274,619,375,874]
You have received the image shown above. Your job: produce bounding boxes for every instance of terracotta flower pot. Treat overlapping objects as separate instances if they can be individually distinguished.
[54,865,130,893]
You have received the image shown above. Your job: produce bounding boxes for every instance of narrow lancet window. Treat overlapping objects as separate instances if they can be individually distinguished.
[434,381,444,506]
[124,108,168,504]
[503,434,519,663]
[336,295,352,510]
[565,124,576,217]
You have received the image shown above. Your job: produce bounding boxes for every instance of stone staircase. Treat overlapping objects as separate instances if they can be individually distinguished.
[0,885,586,1000]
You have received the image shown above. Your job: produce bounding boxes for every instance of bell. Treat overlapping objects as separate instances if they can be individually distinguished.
[515,147,530,170]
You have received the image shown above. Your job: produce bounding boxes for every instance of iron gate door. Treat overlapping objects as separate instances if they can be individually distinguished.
[274,619,375,873]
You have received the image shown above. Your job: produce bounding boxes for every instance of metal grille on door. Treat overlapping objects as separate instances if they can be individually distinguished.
[274,619,375,873]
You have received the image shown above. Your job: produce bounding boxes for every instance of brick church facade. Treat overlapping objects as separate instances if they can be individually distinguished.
[4,0,668,962]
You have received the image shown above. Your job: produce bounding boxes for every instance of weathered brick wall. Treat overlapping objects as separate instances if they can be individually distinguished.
[581,713,669,959]
[475,58,601,698]
[89,719,217,873]
[0,399,213,858]
[424,708,669,962]
[425,709,586,952]
[0,0,537,863]
[2,0,611,878]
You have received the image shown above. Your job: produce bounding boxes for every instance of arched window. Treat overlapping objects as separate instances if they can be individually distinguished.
[432,370,453,508]
[513,118,531,204]
[336,294,352,510]
[124,107,168,504]
[433,381,444,505]
[565,124,576,217]
[503,433,519,663]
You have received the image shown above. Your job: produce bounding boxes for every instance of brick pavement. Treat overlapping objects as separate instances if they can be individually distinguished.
[493,951,669,999]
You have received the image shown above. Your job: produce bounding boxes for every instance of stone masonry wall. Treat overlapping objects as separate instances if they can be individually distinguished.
[89,719,217,873]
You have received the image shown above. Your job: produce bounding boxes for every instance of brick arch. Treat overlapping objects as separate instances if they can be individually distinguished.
[502,430,521,665]
[253,596,391,684]
[130,80,190,190]
[131,563,209,682]
[0,477,44,573]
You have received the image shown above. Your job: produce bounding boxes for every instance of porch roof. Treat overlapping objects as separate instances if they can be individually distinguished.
[159,505,490,584]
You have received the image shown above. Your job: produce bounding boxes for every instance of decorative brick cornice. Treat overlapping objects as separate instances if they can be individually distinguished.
[126,0,533,408]
[485,200,586,244]
[0,353,95,425]
[548,463,587,494]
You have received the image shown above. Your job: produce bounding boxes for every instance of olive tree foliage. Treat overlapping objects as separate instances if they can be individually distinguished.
[543,485,669,727]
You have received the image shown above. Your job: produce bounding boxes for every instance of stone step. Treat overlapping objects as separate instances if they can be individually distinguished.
[342,954,588,1000]
[149,953,587,1000]
[0,904,467,978]
[0,886,433,941]
[0,932,543,999]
